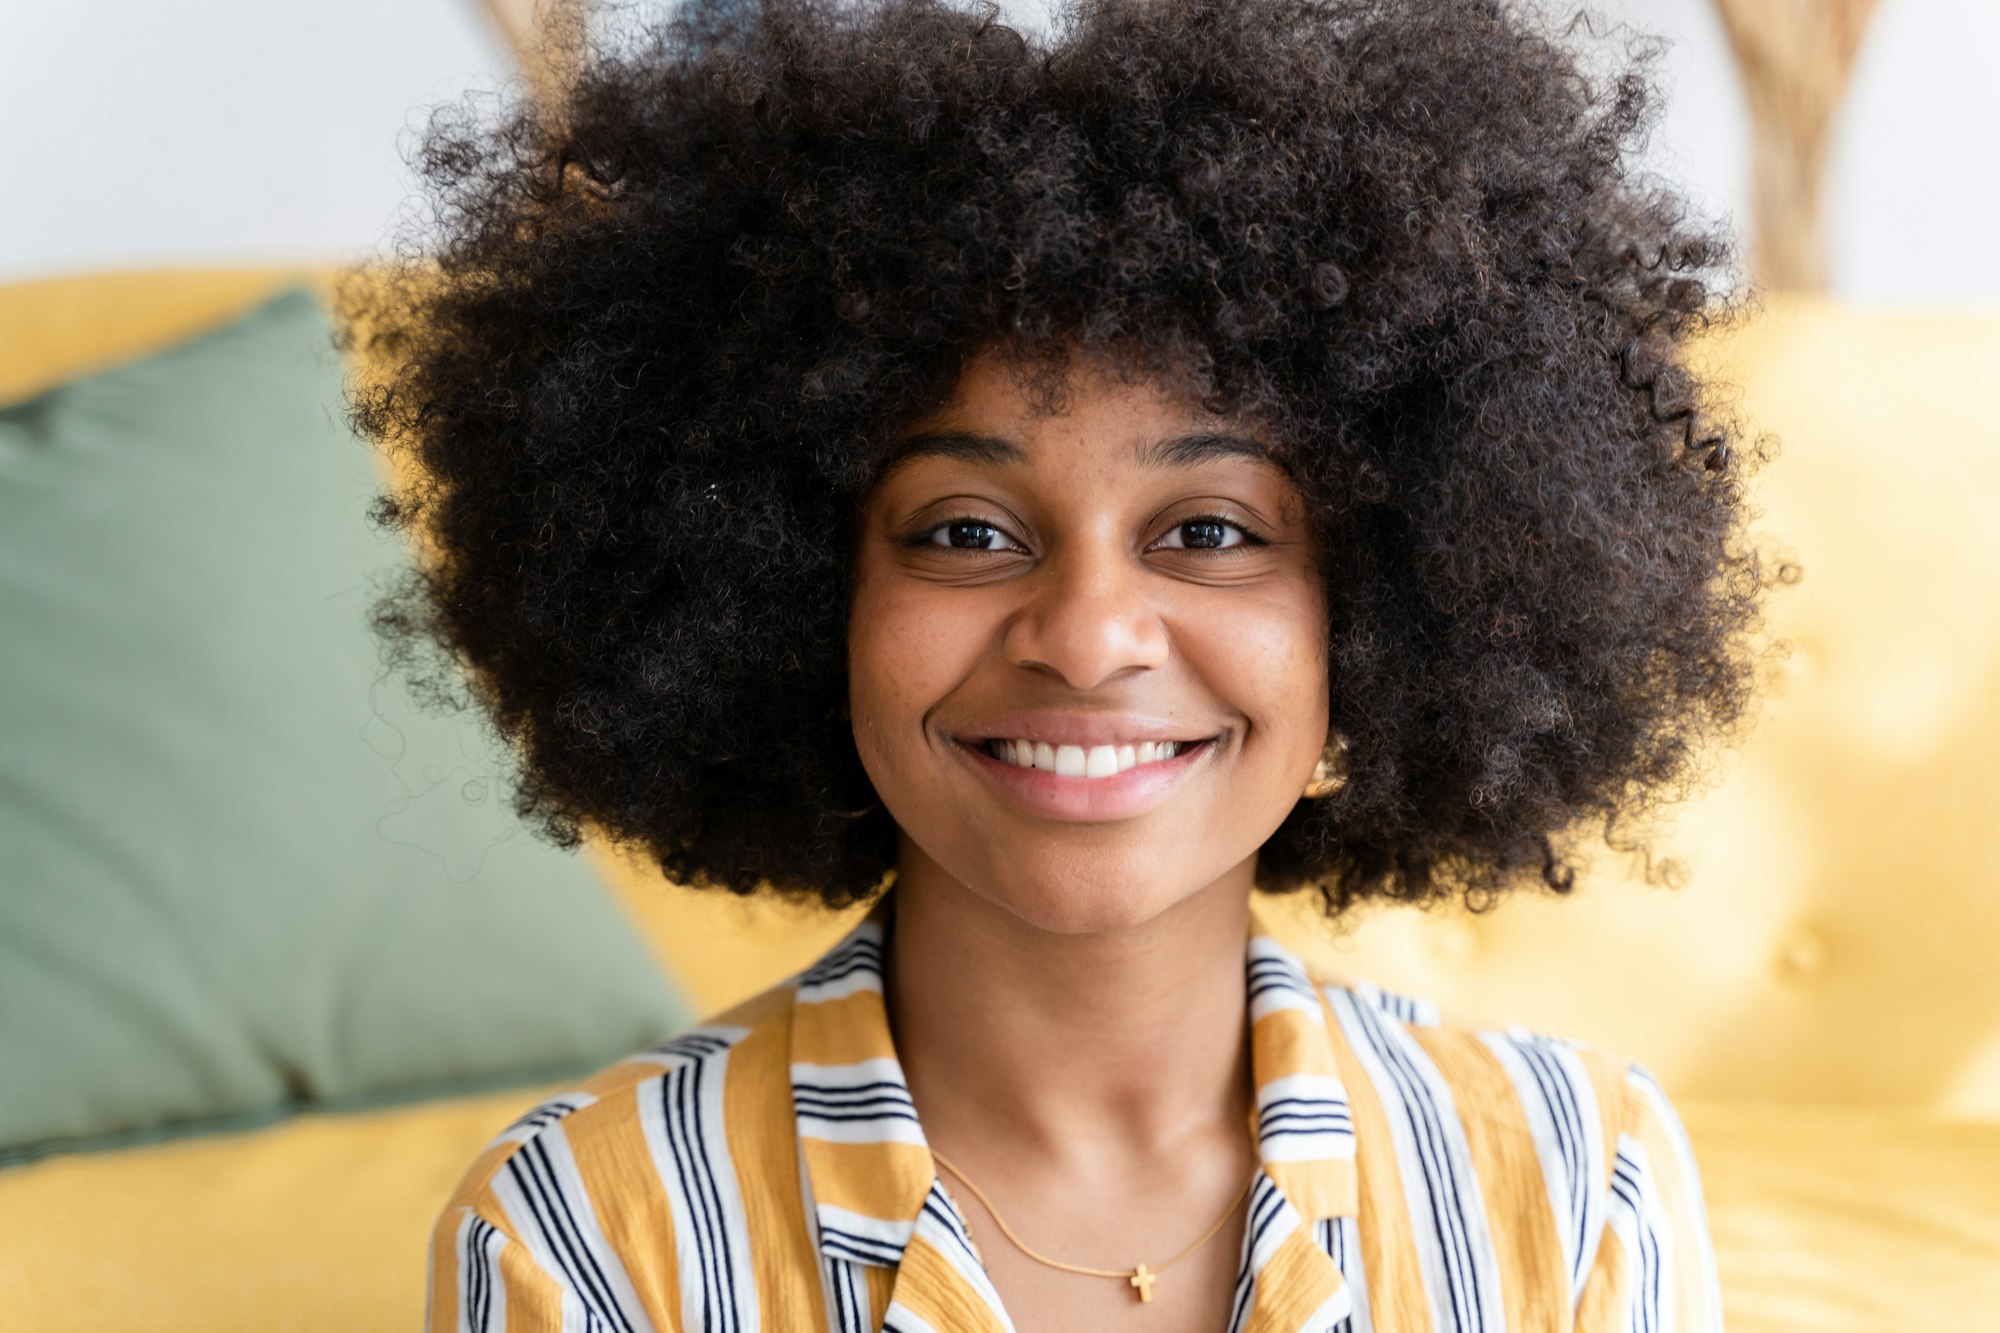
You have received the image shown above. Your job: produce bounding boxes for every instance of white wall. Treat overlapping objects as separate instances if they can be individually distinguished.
[1581,0,2000,305]
[0,0,514,281]
[2,0,1994,301]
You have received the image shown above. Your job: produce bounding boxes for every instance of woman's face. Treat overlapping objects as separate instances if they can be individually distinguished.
[847,347,1329,934]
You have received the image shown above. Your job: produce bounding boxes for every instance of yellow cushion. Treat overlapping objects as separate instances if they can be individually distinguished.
[0,1086,547,1330]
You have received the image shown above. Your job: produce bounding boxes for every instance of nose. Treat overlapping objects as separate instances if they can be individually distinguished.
[1001,534,1171,690]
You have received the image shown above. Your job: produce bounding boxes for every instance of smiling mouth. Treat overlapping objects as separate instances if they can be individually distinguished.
[977,738,1211,778]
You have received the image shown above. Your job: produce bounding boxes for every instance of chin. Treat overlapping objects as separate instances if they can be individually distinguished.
[959,845,1223,936]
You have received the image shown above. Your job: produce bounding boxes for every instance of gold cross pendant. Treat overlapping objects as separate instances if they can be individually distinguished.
[1129,1263,1156,1303]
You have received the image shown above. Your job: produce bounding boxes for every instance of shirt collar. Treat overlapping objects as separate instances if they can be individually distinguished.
[787,893,1361,1273]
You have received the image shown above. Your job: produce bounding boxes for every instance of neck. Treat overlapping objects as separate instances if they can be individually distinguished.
[885,852,1255,1164]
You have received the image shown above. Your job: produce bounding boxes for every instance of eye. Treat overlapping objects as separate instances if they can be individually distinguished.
[1153,515,1261,552]
[916,519,1024,552]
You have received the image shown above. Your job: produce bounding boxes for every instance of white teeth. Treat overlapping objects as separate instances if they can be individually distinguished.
[983,737,1192,777]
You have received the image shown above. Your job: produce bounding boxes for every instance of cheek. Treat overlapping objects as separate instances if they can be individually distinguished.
[846,574,990,776]
[1179,586,1328,747]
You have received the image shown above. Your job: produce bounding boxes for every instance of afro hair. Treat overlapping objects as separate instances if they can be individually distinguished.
[338,0,1791,917]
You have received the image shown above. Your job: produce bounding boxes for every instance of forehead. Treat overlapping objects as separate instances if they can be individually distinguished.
[883,347,1287,479]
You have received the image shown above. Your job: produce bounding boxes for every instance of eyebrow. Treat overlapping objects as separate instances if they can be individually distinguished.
[880,428,1282,475]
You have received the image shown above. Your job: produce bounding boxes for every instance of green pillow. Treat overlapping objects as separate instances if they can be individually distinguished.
[0,286,691,1164]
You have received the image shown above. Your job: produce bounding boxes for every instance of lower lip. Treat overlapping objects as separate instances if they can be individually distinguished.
[954,739,1215,822]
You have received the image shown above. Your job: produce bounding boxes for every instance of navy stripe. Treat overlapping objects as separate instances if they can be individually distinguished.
[507,1141,634,1333]
[1258,1106,1354,1125]
[1346,995,1486,1332]
[796,1088,920,1104]
[665,1067,729,1333]
[801,956,884,989]
[1325,1216,1362,1333]
[478,1218,496,1332]
[503,1097,585,1136]
[832,1260,866,1332]
[1627,1071,1668,1332]
[687,1055,746,1333]
[791,1079,912,1096]
[837,1261,861,1333]
[802,942,885,987]
[667,1058,739,1333]
[1517,1036,1591,1289]
[792,1090,918,1109]
[647,1033,733,1067]
[461,1217,477,1331]
[921,1190,985,1269]
[659,1071,718,1333]
[1248,968,1316,989]
[504,1147,595,1325]
[819,1226,905,1265]
[465,1217,492,1332]
[1258,1095,1350,1113]
[525,1137,633,1333]
[1378,1004,1484,1331]
[823,1235,902,1268]
[1226,1176,1284,1333]
[792,1096,924,1120]
[792,1091,918,1109]
[1612,1154,1660,1333]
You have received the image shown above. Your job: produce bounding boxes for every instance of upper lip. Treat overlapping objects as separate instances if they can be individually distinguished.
[953,711,1219,749]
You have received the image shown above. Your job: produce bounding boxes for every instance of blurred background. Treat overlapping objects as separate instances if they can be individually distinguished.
[1,1,1996,1329]
[5,0,1998,299]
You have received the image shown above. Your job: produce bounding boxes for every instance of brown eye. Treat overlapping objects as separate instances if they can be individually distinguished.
[1155,516,1254,551]
[920,520,1019,552]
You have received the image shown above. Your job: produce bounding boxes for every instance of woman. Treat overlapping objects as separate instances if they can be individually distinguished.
[344,0,1772,1327]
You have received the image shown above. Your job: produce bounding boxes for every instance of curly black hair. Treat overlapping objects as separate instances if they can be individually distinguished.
[338,0,1792,918]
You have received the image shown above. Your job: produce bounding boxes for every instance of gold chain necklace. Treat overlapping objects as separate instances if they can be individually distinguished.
[929,1149,1257,1305]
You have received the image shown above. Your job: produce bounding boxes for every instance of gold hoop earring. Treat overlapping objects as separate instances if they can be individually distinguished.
[1302,730,1350,799]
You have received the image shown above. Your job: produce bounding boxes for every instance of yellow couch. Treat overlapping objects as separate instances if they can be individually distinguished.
[2,270,1996,1330]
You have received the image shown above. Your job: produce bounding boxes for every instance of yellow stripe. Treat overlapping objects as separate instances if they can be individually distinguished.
[428,1205,467,1332]
[495,1217,568,1333]
[1411,1026,1567,1331]
[725,1012,832,1332]
[885,1235,1011,1333]
[1240,1223,1347,1333]
[863,1264,898,1328]
[792,988,900,1066]
[1581,1048,1627,1197]
[707,979,799,1037]
[1575,1220,1632,1328]
[1321,1001,1431,1333]
[1252,1004,1343,1081]
[447,1181,571,1331]
[564,1083,681,1326]
[1253,992,1359,1217]
[801,1137,935,1220]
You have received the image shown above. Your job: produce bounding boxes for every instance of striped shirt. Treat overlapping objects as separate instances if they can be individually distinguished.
[429,897,1723,1331]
